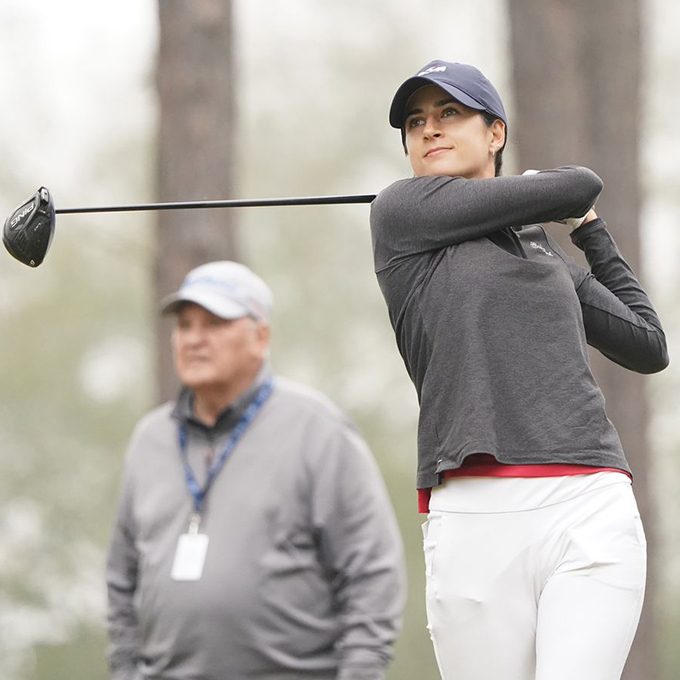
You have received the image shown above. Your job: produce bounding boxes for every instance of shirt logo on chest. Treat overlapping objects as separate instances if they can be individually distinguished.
[529,241,554,257]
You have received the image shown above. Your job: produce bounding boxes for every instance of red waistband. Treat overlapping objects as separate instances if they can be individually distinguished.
[418,454,630,514]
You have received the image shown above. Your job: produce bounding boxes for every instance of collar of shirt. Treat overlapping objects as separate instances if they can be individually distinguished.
[488,226,527,259]
[171,361,273,438]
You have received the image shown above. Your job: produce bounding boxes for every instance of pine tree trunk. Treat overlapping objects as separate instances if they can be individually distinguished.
[508,2,656,678]
[155,0,240,402]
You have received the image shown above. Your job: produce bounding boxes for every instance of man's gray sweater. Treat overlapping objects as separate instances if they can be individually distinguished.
[370,167,669,489]
[106,372,406,680]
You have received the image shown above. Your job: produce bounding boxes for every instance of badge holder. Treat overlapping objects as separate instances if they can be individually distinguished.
[171,513,209,582]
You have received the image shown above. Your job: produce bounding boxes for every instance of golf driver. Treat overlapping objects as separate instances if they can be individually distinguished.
[3,187,56,267]
[3,187,377,268]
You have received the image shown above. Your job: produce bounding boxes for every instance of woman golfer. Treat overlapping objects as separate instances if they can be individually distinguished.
[370,60,669,680]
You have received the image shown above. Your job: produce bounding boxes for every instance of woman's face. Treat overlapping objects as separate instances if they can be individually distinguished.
[403,85,505,179]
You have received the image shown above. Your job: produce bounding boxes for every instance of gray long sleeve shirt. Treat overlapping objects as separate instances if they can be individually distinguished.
[106,370,406,680]
[370,167,669,489]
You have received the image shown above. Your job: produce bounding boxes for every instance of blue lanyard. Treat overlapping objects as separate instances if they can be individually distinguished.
[178,378,273,515]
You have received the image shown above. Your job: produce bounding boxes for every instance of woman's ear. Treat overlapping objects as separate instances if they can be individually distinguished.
[491,119,506,149]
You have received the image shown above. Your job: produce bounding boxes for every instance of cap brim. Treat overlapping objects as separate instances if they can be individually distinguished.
[389,76,486,128]
[160,289,249,319]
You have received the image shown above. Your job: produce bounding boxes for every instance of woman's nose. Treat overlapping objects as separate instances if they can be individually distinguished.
[423,116,442,138]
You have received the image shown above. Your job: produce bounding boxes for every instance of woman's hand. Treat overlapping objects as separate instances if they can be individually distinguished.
[564,208,597,231]
[579,208,598,225]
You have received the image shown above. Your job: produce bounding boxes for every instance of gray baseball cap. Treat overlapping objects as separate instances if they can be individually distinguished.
[161,261,273,322]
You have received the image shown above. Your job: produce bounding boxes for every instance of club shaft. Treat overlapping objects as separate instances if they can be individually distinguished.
[54,194,377,215]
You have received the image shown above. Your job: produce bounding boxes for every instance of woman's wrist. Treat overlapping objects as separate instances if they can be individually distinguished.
[569,208,598,232]
[581,208,598,225]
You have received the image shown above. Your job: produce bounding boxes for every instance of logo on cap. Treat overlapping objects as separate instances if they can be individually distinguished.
[417,65,447,77]
[184,275,239,293]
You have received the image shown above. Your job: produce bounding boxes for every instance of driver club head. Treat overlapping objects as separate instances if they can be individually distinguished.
[3,187,56,267]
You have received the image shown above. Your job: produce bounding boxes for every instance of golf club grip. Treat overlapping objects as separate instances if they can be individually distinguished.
[54,194,377,215]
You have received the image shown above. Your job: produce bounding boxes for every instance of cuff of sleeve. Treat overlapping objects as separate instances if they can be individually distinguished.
[338,647,390,679]
[111,669,143,680]
[569,216,606,247]
[337,668,386,680]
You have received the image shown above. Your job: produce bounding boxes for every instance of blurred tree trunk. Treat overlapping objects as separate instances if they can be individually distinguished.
[155,0,240,401]
[509,2,655,679]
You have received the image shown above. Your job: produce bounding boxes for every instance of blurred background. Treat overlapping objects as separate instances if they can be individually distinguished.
[0,1,678,679]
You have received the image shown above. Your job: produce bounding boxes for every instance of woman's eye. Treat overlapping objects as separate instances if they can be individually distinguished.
[442,107,458,117]
[407,117,424,129]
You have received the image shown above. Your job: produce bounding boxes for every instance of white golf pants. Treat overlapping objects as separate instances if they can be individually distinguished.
[423,472,646,680]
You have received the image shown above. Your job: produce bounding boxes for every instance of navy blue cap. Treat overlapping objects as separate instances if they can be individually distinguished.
[389,60,507,129]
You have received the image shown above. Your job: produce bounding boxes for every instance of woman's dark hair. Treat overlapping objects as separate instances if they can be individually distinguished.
[401,108,507,177]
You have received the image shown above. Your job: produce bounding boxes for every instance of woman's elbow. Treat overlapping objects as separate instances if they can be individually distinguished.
[628,338,670,374]
[639,345,670,374]
[578,167,604,205]
[597,335,670,374]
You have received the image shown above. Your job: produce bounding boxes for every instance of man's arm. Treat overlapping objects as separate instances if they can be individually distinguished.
[106,467,142,680]
[370,166,603,271]
[310,422,406,680]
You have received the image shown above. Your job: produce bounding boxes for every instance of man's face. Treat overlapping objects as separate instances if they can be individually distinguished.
[403,84,503,179]
[173,303,270,394]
